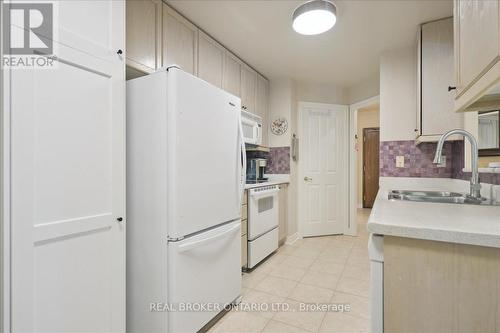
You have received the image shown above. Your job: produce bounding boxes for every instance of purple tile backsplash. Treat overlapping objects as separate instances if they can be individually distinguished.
[380,140,500,185]
[267,146,290,174]
[380,140,455,178]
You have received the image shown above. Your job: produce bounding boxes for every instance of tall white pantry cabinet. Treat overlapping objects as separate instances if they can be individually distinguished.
[2,1,126,332]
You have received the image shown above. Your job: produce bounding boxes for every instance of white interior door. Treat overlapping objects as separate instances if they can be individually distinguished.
[298,102,349,237]
[6,1,125,332]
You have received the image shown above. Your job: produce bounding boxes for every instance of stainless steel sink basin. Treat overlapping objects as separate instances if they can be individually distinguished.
[388,190,500,206]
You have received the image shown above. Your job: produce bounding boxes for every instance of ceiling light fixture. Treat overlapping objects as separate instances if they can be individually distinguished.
[292,0,337,35]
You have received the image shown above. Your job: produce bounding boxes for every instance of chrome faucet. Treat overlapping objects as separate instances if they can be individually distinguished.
[433,129,481,199]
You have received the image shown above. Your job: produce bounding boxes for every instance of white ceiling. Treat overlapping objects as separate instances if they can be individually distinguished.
[167,0,452,88]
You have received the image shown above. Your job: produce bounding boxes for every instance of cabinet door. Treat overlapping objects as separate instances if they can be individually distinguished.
[126,0,162,73]
[278,185,288,243]
[240,64,257,114]
[198,31,224,88]
[455,0,500,95]
[223,51,241,97]
[256,74,270,145]
[420,18,463,136]
[162,4,198,75]
[8,1,125,331]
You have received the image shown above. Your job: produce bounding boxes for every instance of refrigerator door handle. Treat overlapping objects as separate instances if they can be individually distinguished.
[239,112,247,206]
[177,223,240,253]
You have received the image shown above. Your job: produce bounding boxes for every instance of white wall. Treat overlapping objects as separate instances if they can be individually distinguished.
[268,78,299,237]
[269,78,295,148]
[296,81,348,105]
[380,46,417,142]
[347,74,380,105]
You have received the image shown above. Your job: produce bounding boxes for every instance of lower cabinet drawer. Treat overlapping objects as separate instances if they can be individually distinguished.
[241,235,248,268]
[247,227,278,269]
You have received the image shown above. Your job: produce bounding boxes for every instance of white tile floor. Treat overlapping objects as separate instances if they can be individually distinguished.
[208,209,371,333]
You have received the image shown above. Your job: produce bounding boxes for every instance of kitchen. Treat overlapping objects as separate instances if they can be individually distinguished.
[2,1,500,333]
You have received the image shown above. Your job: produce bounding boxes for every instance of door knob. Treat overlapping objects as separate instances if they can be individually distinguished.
[304,176,312,182]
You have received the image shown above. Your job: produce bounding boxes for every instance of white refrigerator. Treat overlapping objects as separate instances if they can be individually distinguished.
[127,67,245,333]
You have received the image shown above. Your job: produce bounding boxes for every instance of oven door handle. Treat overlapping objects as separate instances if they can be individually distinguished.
[249,188,279,198]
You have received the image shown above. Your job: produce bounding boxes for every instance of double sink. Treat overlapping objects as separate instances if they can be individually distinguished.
[388,190,500,206]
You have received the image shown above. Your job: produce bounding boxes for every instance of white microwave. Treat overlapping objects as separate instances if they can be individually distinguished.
[241,110,262,145]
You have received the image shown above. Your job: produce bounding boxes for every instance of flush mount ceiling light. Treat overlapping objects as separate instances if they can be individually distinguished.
[292,0,337,35]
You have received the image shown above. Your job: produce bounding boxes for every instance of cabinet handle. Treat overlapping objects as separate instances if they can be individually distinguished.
[117,217,123,222]
[448,86,457,92]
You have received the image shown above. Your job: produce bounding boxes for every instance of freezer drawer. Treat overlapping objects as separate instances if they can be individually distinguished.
[167,221,241,333]
[247,227,278,269]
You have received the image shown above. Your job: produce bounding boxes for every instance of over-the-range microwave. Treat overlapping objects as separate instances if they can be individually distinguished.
[241,110,262,145]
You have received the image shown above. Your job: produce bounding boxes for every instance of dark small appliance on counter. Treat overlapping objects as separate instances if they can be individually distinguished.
[246,158,268,183]
[245,145,269,184]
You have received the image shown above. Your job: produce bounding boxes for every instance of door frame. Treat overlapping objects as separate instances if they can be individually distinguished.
[297,101,349,237]
[362,127,380,208]
[348,95,379,236]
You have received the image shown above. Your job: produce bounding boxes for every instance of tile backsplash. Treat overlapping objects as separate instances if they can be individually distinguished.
[380,140,500,185]
[267,146,290,174]
[380,140,455,178]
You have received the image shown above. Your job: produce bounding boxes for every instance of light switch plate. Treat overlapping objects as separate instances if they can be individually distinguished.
[396,155,405,168]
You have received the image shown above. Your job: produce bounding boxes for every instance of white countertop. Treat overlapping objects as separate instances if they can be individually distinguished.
[244,180,289,189]
[367,177,500,248]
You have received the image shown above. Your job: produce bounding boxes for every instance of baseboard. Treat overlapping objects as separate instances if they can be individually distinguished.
[285,232,301,245]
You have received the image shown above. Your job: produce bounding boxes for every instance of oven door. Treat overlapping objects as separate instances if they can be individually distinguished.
[248,186,279,240]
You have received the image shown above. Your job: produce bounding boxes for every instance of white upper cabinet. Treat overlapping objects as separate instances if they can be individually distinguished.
[198,31,224,88]
[162,3,198,75]
[126,0,162,73]
[256,74,270,146]
[418,17,463,141]
[454,0,500,111]
[125,1,271,144]
[223,51,241,97]
[241,64,257,114]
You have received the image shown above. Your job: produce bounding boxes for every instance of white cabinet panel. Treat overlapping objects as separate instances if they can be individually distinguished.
[278,184,288,243]
[197,31,224,88]
[419,17,463,137]
[241,64,257,114]
[7,1,125,332]
[455,0,499,94]
[453,0,500,111]
[223,51,241,97]
[256,74,269,145]
[126,0,162,72]
[162,4,198,75]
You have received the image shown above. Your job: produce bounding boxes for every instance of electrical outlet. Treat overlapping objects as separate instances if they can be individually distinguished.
[396,155,405,168]
[437,155,446,168]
